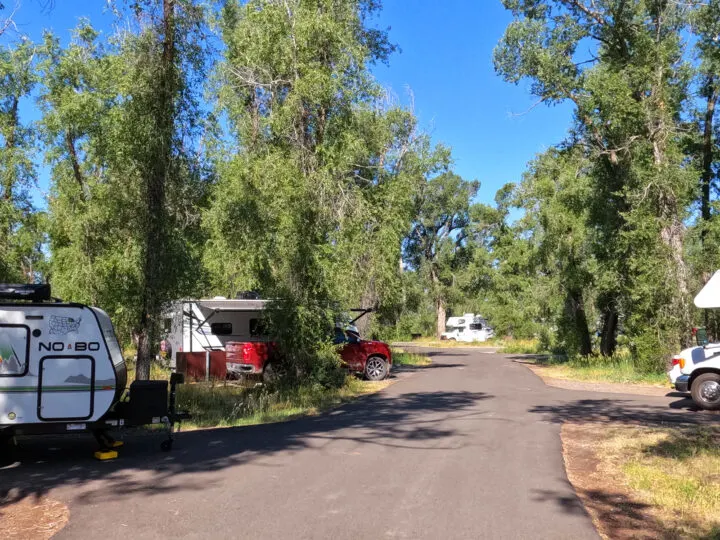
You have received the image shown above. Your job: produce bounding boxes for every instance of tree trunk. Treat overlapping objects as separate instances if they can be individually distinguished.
[565,288,592,356]
[436,297,446,340]
[355,278,377,339]
[701,76,717,246]
[135,0,176,381]
[599,307,618,357]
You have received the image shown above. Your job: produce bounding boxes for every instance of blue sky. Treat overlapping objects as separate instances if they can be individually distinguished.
[11,0,575,208]
[374,0,575,205]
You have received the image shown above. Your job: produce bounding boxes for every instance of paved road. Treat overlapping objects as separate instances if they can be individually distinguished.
[1,349,713,539]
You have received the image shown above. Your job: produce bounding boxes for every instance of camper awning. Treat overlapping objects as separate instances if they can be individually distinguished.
[195,299,269,312]
[695,270,720,308]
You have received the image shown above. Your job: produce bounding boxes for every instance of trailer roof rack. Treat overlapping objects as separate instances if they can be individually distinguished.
[0,283,52,302]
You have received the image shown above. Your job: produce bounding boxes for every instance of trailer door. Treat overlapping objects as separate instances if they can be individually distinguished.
[38,356,95,421]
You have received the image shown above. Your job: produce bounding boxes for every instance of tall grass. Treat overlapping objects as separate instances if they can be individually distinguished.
[392,349,431,366]
[532,352,670,385]
[175,376,389,429]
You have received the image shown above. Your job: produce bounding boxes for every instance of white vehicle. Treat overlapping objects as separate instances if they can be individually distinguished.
[668,271,720,410]
[441,313,494,343]
[0,284,186,456]
[161,297,269,367]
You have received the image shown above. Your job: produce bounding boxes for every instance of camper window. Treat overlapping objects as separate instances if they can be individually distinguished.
[210,322,233,335]
[0,326,29,376]
[470,322,483,330]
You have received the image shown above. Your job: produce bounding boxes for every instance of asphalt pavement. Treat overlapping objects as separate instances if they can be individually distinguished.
[1,348,713,539]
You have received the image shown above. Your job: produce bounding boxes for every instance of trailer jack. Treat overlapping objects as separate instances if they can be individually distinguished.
[90,372,188,460]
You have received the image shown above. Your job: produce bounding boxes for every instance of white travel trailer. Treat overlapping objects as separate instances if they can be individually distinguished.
[0,284,186,457]
[162,297,270,367]
[441,313,494,343]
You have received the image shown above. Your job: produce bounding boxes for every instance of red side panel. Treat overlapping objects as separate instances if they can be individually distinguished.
[176,351,228,380]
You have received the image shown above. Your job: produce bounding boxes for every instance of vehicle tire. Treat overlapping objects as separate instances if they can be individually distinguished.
[690,372,720,411]
[448,338,456,342]
[365,356,388,381]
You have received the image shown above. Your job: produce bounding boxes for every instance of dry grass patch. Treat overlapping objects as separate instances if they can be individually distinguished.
[403,336,499,348]
[563,423,720,539]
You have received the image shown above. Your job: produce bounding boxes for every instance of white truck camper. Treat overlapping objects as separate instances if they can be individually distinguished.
[668,271,720,410]
[441,314,494,343]
[162,297,270,367]
[0,284,188,459]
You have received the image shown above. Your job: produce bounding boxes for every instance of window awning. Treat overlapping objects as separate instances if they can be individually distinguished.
[195,299,269,312]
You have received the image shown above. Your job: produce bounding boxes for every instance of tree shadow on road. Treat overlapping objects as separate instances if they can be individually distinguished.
[0,390,493,512]
[532,487,668,539]
[528,398,718,427]
[393,362,467,374]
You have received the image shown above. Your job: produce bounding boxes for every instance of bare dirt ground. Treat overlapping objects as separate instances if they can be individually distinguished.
[561,423,667,539]
[2,489,69,539]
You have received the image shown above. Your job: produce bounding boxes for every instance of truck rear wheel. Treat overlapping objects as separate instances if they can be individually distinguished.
[691,373,720,411]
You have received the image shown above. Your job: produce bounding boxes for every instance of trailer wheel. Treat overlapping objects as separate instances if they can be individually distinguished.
[691,372,720,411]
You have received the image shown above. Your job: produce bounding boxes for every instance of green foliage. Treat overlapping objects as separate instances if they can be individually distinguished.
[403,171,479,337]
[205,0,445,383]
[2,0,719,384]
[40,7,209,350]
[0,40,45,283]
[489,0,704,372]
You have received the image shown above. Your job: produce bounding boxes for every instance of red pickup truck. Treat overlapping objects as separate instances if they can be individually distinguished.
[226,328,392,382]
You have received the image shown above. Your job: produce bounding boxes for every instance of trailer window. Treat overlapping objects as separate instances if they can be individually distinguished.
[470,323,483,330]
[210,322,233,335]
[0,325,29,377]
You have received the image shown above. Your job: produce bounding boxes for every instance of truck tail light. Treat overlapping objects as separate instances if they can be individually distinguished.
[672,357,685,369]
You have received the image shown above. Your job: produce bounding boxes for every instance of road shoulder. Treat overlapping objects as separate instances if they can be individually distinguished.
[562,422,720,539]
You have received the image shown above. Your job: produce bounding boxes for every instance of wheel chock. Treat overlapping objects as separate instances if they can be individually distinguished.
[109,440,124,448]
[94,449,119,460]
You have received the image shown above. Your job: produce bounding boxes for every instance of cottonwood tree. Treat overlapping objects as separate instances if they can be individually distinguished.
[404,172,479,339]
[0,39,44,283]
[42,3,208,376]
[206,0,445,382]
[495,0,696,369]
